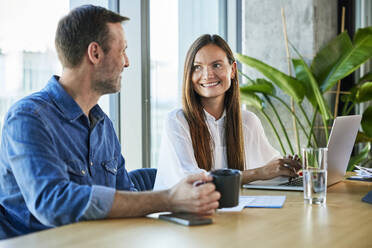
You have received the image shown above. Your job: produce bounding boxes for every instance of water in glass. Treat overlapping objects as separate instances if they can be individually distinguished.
[303,169,327,204]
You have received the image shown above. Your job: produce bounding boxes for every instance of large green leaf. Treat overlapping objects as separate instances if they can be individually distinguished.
[340,81,372,104]
[319,27,372,92]
[311,31,352,90]
[240,79,276,95]
[356,82,372,103]
[361,106,372,137]
[236,53,305,103]
[240,91,263,110]
[256,79,277,95]
[347,143,371,171]
[291,58,331,120]
[293,59,316,107]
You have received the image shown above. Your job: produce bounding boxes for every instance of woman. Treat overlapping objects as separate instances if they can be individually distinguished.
[154,34,300,190]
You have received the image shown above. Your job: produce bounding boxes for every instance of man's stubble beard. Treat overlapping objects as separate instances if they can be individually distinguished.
[92,60,121,95]
[92,77,121,95]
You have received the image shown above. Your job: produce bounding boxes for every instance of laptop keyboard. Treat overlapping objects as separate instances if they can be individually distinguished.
[280,177,303,186]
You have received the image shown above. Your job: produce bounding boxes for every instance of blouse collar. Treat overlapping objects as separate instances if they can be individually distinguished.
[203,109,226,124]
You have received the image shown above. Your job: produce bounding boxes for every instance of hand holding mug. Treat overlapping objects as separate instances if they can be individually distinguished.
[210,169,241,208]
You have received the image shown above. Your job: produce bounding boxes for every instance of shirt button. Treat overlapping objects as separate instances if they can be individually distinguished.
[81,170,86,175]
[90,162,93,166]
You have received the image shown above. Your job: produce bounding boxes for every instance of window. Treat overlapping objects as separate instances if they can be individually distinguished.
[149,0,230,168]
[0,0,69,137]
[0,0,119,139]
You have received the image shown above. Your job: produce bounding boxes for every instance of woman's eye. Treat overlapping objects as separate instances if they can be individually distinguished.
[213,63,222,68]
[193,65,201,71]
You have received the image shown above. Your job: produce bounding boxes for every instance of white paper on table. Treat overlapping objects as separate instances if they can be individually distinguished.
[241,195,286,208]
[218,197,254,212]
[218,195,286,212]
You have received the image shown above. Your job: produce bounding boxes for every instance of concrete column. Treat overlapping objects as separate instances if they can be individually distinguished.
[241,0,338,153]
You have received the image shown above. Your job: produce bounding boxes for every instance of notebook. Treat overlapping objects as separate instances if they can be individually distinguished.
[242,115,362,191]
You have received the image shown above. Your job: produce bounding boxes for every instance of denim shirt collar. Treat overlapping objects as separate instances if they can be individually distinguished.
[45,75,105,122]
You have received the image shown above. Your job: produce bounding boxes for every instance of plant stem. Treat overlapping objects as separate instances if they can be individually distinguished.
[307,109,319,148]
[265,96,294,154]
[293,99,301,155]
[280,9,299,154]
[341,98,350,116]
[345,102,355,115]
[321,113,329,144]
[271,95,313,147]
[261,109,287,155]
[298,104,312,128]
[299,104,319,148]
[333,7,346,119]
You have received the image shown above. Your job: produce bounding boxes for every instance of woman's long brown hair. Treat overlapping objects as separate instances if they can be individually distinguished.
[182,34,245,171]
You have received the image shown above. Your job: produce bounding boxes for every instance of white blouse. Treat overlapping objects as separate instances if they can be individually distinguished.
[153,108,280,190]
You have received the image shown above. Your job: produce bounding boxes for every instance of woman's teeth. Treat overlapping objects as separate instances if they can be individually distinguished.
[202,81,220,87]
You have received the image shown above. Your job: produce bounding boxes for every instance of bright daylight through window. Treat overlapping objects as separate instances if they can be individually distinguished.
[0,0,69,137]
[150,0,227,168]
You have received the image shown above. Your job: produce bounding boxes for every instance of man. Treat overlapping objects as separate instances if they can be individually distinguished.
[0,5,220,239]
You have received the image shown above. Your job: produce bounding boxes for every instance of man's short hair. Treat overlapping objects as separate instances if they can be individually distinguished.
[55,5,129,68]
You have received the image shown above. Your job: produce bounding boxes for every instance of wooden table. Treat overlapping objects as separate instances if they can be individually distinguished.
[1,179,371,248]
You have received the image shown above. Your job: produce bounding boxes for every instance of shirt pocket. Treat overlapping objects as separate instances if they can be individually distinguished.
[66,160,90,185]
[101,159,118,187]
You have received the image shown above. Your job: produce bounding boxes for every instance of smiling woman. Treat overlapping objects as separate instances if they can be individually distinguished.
[181,35,243,173]
[153,34,301,191]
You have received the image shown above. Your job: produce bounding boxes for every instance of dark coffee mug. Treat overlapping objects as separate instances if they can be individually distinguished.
[211,169,241,208]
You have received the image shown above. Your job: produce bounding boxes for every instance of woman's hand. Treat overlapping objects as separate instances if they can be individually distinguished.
[258,155,301,180]
[242,155,302,183]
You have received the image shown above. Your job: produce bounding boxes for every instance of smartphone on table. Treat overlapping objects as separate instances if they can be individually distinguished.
[159,213,212,226]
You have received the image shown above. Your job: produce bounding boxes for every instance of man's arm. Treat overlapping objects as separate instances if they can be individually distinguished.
[107,173,220,217]
[4,108,219,224]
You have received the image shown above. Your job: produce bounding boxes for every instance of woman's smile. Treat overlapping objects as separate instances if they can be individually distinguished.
[201,81,221,87]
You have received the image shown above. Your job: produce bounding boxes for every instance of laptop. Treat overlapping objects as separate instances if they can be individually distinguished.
[242,115,362,191]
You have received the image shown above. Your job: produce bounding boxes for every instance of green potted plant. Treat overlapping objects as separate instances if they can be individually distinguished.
[236,26,372,170]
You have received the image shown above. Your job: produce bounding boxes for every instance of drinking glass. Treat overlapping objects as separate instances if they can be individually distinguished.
[302,148,328,205]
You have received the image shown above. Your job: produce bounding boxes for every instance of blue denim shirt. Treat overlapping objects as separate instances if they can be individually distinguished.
[0,76,136,239]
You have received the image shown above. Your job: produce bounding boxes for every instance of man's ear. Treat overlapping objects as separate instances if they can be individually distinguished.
[87,42,103,65]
